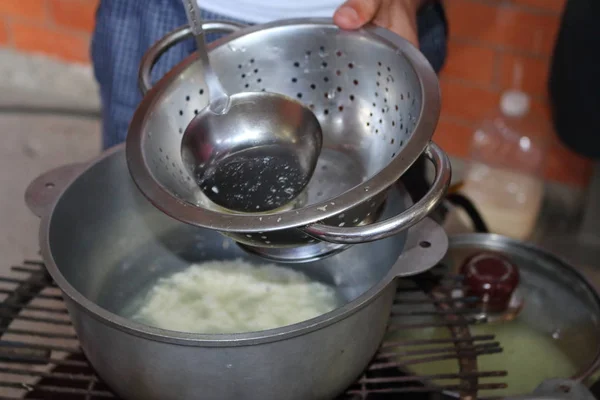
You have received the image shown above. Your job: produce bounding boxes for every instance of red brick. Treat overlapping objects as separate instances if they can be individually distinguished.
[500,52,550,97]
[511,0,566,13]
[433,117,474,159]
[441,41,496,87]
[0,19,8,45]
[11,21,90,63]
[48,0,98,33]
[445,0,561,56]
[0,0,47,21]
[440,78,500,122]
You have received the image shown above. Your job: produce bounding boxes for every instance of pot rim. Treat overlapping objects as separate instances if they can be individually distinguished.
[449,233,600,383]
[125,18,441,233]
[39,145,409,347]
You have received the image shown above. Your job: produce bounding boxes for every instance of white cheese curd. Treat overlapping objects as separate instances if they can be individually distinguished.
[127,259,341,334]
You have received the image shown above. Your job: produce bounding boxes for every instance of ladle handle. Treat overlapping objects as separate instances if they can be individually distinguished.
[182,0,230,114]
[301,142,451,244]
[138,21,245,95]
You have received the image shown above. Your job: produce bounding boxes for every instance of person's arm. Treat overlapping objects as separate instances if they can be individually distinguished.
[333,0,432,46]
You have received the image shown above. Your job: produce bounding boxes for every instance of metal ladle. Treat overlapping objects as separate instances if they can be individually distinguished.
[180,0,323,213]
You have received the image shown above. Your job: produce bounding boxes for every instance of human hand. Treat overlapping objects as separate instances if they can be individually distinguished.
[333,0,427,47]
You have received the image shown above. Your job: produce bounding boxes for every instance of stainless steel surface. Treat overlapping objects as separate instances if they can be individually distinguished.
[506,379,596,400]
[126,19,448,247]
[181,91,323,213]
[177,6,323,213]
[26,145,449,400]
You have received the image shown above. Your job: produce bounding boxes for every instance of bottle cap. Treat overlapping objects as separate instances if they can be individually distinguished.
[500,90,531,118]
[460,252,520,313]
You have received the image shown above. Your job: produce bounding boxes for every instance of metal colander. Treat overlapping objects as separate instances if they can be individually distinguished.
[126,19,451,250]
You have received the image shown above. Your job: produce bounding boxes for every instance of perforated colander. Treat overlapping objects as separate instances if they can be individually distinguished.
[126,19,451,250]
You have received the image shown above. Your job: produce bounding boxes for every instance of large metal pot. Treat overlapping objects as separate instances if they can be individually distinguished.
[25,145,448,400]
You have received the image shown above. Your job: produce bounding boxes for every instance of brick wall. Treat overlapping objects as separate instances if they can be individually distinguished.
[0,0,592,187]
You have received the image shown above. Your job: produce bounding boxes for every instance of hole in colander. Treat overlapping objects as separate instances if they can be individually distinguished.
[420,241,431,248]
[391,138,395,144]
[254,68,258,73]
[292,78,297,83]
[324,77,329,82]
[324,109,329,115]
[310,84,316,89]
[375,92,379,97]
[336,70,341,76]
[348,63,354,69]
[338,105,344,112]
[317,191,323,197]
[159,148,163,152]
[379,119,383,124]
[305,50,312,56]
[350,95,355,101]
[297,93,303,99]
[250,58,255,63]
[238,64,242,69]
[378,61,382,66]
[194,109,199,115]
[400,124,404,130]
[375,129,379,134]
[336,50,342,57]
[45,182,55,189]
[353,79,359,85]
[309,104,315,109]
[245,84,250,88]
[395,105,399,111]
[261,88,266,92]
[401,94,404,100]
[294,62,300,67]
[241,73,246,78]
[185,96,190,101]
[392,152,396,158]
[377,72,381,77]
[376,82,380,87]
[337,87,342,92]
[257,78,262,83]
[199,89,204,95]
[179,110,183,116]
[392,121,396,127]
[179,128,183,134]
[366,122,370,126]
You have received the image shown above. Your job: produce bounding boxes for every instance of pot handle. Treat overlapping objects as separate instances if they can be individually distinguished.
[25,163,87,218]
[139,21,246,94]
[391,217,448,278]
[301,142,451,244]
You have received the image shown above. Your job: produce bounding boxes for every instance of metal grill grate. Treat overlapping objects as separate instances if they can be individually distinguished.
[0,261,507,400]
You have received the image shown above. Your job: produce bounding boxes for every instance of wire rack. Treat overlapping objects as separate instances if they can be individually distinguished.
[0,261,507,400]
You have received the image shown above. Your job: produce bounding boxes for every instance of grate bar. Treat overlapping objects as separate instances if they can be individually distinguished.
[388,317,485,330]
[0,277,56,288]
[377,342,501,359]
[0,382,114,397]
[0,302,68,315]
[0,366,96,382]
[358,370,507,384]
[0,328,77,340]
[0,311,71,326]
[0,340,81,354]
[380,334,496,348]
[0,289,62,301]
[369,347,503,369]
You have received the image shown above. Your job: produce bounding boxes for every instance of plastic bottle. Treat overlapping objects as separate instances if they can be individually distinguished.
[459,89,546,240]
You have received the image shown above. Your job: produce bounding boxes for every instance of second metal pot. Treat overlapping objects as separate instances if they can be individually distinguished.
[25,145,448,400]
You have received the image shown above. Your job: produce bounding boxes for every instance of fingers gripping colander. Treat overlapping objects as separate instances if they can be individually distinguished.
[126,19,451,251]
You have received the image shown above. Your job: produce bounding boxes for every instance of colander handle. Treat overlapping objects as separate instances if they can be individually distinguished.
[301,142,451,244]
[139,21,246,94]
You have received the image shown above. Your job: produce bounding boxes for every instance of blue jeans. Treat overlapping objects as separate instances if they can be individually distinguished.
[92,0,447,149]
